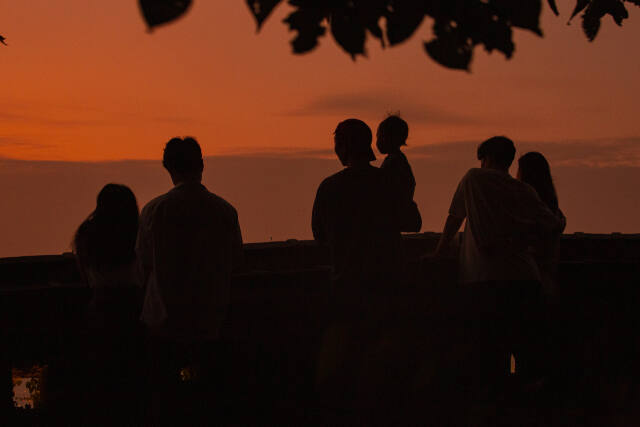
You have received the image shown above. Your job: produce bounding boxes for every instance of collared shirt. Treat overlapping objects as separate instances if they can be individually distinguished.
[449,168,561,284]
[137,182,243,342]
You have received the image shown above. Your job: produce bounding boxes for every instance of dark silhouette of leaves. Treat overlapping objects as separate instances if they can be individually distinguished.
[0,35,6,46]
[385,1,425,46]
[247,0,283,30]
[138,0,640,71]
[283,6,327,54]
[425,22,473,71]
[581,0,629,41]
[492,0,543,35]
[571,0,591,19]
[139,0,192,30]
[329,4,368,58]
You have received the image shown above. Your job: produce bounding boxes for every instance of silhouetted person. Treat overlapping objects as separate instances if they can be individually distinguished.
[312,119,420,418]
[432,136,563,395]
[376,115,416,203]
[74,184,142,323]
[517,152,566,297]
[517,151,566,390]
[137,137,243,422]
[72,183,144,423]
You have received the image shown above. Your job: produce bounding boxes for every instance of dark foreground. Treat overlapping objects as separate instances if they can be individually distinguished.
[2,233,640,425]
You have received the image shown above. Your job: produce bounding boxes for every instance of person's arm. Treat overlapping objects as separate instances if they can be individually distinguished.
[430,173,468,257]
[433,214,465,257]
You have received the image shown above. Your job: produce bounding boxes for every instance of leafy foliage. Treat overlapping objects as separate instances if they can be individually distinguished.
[245,0,639,70]
[103,1,640,70]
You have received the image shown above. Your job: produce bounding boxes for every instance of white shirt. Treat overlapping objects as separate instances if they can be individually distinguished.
[449,168,561,284]
[137,182,243,341]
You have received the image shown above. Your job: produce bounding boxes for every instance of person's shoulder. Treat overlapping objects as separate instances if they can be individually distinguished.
[460,167,484,181]
[140,192,170,216]
[203,189,238,216]
[319,169,348,188]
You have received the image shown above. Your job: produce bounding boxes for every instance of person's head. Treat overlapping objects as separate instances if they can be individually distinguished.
[162,137,204,184]
[477,136,516,171]
[73,184,139,271]
[333,119,375,166]
[517,151,559,211]
[376,115,409,154]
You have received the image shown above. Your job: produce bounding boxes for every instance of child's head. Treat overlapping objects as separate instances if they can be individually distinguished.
[376,115,408,154]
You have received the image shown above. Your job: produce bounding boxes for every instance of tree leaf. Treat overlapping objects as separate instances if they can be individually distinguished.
[385,0,426,46]
[491,0,543,35]
[608,0,629,25]
[582,0,628,41]
[283,7,327,54]
[548,0,560,15]
[139,0,193,30]
[330,6,367,59]
[424,22,473,70]
[571,0,591,19]
[246,0,283,30]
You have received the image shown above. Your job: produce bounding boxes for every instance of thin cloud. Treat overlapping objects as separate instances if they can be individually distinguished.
[280,92,475,125]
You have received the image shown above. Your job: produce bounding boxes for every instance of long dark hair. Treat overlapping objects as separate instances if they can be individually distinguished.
[73,184,139,272]
[517,152,559,211]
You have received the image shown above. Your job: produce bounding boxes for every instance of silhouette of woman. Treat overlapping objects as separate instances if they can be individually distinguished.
[71,183,144,423]
[73,183,141,319]
[517,152,566,297]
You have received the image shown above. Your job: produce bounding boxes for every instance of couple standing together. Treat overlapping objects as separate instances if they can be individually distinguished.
[313,117,565,411]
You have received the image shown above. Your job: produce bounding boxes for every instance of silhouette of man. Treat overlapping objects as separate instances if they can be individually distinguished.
[313,118,420,295]
[137,137,243,414]
[432,136,562,389]
[312,119,420,414]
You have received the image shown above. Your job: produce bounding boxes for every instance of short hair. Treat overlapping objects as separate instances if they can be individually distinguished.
[334,119,375,161]
[378,115,409,146]
[477,136,516,169]
[162,137,203,175]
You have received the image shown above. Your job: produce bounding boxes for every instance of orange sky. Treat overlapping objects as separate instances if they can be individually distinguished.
[1,2,639,256]
[2,2,639,161]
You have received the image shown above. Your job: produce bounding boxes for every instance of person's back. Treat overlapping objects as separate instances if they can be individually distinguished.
[139,183,241,339]
[313,164,402,292]
[451,167,556,283]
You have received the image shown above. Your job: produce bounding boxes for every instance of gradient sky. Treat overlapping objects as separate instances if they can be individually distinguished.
[1,2,639,256]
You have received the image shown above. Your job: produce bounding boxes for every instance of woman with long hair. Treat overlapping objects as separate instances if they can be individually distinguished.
[517,152,566,294]
[71,183,144,423]
[517,152,566,389]
[73,183,139,284]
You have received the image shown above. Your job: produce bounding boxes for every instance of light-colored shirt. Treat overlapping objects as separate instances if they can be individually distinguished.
[449,168,561,284]
[137,182,243,342]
